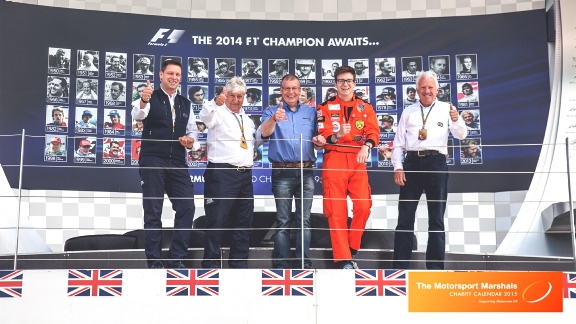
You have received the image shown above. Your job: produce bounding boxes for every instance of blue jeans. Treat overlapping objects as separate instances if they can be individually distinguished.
[393,154,448,270]
[272,167,314,268]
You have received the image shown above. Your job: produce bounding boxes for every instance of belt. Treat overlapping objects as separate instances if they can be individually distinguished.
[208,162,251,172]
[406,150,440,157]
[271,161,312,168]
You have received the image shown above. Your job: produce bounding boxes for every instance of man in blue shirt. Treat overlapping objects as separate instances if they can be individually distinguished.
[259,74,326,269]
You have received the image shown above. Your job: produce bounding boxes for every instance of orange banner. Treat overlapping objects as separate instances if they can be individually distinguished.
[408,271,563,312]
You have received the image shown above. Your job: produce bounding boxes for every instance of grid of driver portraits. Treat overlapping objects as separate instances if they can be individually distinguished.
[45,49,482,168]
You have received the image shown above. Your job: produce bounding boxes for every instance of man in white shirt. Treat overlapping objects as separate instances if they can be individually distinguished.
[391,70,467,270]
[199,77,256,269]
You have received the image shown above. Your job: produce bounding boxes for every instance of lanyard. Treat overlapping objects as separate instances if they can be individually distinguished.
[232,112,245,137]
[232,111,248,149]
[419,102,435,129]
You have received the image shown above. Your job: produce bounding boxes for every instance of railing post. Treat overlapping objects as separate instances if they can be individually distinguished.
[13,129,25,270]
[299,133,305,269]
[565,137,576,271]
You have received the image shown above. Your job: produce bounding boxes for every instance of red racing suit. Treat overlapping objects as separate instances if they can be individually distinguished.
[317,95,380,262]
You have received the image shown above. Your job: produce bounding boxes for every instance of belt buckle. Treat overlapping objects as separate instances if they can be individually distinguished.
[236,166,246,172]
[417,151,426,157]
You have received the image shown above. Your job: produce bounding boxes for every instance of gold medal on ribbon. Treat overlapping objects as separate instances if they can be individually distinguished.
[240,135,248,149]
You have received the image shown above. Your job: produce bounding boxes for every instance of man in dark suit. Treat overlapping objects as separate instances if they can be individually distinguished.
[131,59,200,269]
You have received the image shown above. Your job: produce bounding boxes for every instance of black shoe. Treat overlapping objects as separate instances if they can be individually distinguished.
[149,261,164,269]
[201,261,221,269]
[171,261,187,269]
[296,263,313,270]
[340,261,354,269]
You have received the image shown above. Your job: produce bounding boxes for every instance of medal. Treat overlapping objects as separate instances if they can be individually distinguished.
[232,113,248,149]
[419,102,435,141]
[418,128,427,140]
[240,135,248,149]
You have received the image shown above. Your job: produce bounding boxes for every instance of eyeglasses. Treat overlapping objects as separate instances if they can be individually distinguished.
[335,79,355,85]
[82,145,91,148]
[281,87,301,92]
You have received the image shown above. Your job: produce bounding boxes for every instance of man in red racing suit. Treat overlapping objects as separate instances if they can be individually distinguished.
[317,66,380,269]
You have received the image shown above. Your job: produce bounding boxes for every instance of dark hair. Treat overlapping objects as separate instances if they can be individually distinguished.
[324,87,337,101]
[301,87,314,99]
[405,59,418,68]
[246,88,261,102]
[461,139,477,147]
[110,140,120,148]
[269,93,282,105]
[52,77,69,97]
[334,66,356,80]
[188,86,204,99]
[111,81,124,92]
[161,59,182,72]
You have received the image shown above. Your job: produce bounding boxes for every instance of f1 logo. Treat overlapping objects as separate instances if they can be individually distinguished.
[150,29,185,44]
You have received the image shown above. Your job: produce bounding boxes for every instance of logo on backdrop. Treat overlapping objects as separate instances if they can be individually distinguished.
[149,29,185,46]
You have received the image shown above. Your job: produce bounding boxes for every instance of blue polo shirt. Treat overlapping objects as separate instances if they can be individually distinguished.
[261,101,318,163]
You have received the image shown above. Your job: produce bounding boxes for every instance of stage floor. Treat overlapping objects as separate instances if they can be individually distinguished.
[1,248,574,271]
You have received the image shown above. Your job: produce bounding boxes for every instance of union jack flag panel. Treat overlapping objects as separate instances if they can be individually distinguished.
[261,269,314,296]
[166,269,219,296]
[564,272,576,298]
[0,270,23,298]
[355,269,406,297]
[67,269,123,297]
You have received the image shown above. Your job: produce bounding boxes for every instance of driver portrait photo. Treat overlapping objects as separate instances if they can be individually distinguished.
[134,54,154,76]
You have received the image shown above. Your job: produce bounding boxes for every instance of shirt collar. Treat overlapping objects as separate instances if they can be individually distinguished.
[225,105,245,115]
[419,99,438,109]
[281,100,304,112]
[160,87,178,101]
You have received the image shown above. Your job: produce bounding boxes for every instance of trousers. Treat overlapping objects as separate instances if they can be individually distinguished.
[393,154,448,270]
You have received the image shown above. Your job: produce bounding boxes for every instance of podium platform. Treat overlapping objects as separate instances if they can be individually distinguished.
[0,264,575,324]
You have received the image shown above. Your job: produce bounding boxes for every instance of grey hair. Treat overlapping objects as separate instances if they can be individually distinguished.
[225,76,247,94]
[416,70,439,89]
